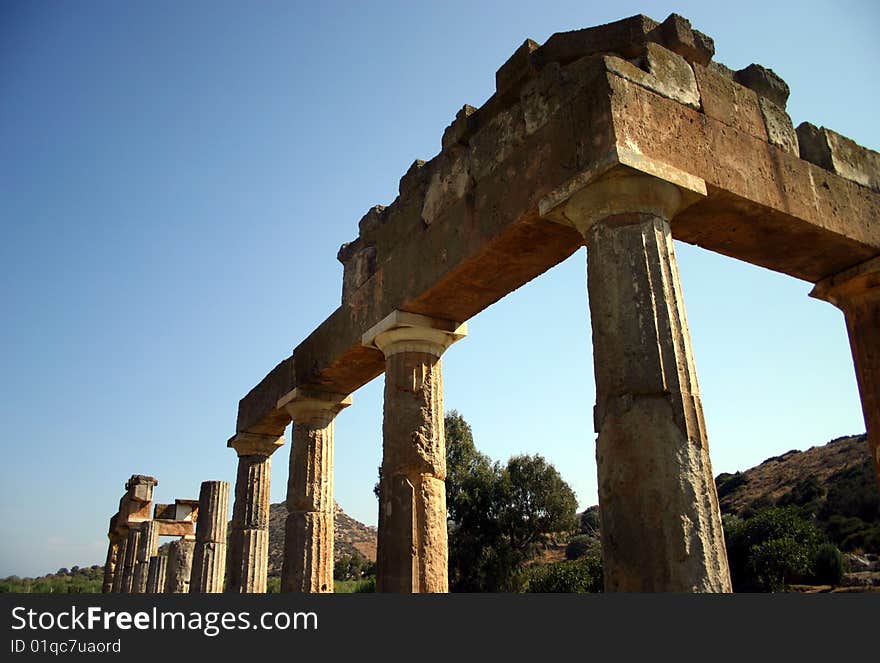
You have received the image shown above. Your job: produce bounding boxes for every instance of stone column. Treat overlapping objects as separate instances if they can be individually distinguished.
[119,527,140,594]
[363,310,466,593]
[810,257,880,486]
[102,531,122,594]
[165,539,196,593]
[146,555,168,593]
[545,169,731,592]
[190,480,229,593]
[132,521,159,594]
[278,389,351,593]
[110,535,127,593]
[226,432,284,593]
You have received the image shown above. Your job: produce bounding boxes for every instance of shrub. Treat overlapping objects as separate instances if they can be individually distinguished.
[565,535,594,561]
[812,543,844,586]
[524,555,603,593]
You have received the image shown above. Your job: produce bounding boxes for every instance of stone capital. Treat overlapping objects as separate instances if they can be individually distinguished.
[809,256,880,311]
[539,151,706,238]
[362,310,467,358]
[227,432,285,457]
[277,388,352,423]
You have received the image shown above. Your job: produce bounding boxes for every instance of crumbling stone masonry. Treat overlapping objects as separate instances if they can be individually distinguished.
[165,539,196,594]
[215,12,877,592]
[103,476,199,594]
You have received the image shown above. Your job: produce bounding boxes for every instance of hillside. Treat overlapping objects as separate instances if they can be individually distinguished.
[716,434,875,517]
[266,502,377,577]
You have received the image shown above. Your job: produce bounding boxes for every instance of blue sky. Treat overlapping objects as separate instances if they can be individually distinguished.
[1,0,877,577]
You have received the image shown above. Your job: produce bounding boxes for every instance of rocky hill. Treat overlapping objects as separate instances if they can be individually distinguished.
[715,434,876,520]
[266,502,376,577]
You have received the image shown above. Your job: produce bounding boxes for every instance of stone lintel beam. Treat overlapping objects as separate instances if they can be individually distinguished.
[154,520,195,538]
[278,388,351,594]
[544,169,731,592]
[810,256,880,485]
[234,41,880,442]
[368,311,465,594]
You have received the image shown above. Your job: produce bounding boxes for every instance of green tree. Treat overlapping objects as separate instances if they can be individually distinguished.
[723,506,826,591]
[444,410,578,592]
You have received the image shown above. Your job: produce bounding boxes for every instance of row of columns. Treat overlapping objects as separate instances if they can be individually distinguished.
[103,480,229,594]
[106,171,878,594]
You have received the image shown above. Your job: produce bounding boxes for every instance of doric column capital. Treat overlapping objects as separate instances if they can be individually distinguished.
[540,160,706,239]
[227,431,285,457]
[809,256,880,312]
[362,310,467,358]
[277,388,352,423]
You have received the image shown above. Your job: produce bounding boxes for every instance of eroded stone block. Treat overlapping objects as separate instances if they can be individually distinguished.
[651,13,714,66]
[604,43,700,110]
[495,38,539,98]
[797,122,880,192]
[441,104,477,151]
[693,62,768,141]
[735,63,790,108]
[760,97,798,155]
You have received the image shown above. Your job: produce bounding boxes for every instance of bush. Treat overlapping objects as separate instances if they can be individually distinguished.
[723,506,824,592]
[524,556,603,593]
[565,535,594,561]
[813,543,844,586]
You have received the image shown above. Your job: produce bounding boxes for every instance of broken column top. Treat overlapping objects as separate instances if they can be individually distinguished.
[125,475,158,491]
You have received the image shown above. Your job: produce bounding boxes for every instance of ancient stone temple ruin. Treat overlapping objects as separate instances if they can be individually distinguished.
[104,13,879,593]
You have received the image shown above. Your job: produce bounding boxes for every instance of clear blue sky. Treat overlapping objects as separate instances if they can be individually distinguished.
[2,0,877,577]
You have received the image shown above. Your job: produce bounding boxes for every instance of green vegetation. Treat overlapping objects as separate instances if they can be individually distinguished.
[722,506,845,591]
[524,555,603,593]
[0,566,104,593]
[444,410,579,592]
[334,552,376,582]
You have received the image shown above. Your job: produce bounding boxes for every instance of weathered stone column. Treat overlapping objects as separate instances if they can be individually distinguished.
[543,169,731,592]
[363,310,466,593]
[190,480,229,593]
[119,527,140,594]
[165,539,196,593]
[278,389,351,593]
[132,520,159,594]
[810,257,880,486]
[146,555,168,593]
[226,432,284,593]
[110,535,127,593]
[102,515,122,594]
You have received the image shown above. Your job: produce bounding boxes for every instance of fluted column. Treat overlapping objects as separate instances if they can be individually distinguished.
[544,169,731,592]
[278,389,351,593]
[110,535,127,593]
[190,480,229,593]
[811,257,880,486]
[363,310,466,593]
[119,527,140,594]
[132,520,159,594]
[165,539,195,593]
[226,432,284,593]
[102,528,122,594]
[146,555,168,593]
